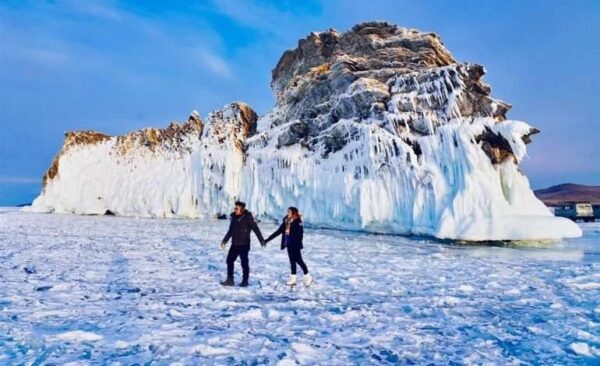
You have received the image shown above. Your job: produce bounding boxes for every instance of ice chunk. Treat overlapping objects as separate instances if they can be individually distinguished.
[50,330,103,343]
[570,342,599,357]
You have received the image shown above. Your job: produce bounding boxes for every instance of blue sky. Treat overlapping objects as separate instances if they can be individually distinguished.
[1,0,599,205]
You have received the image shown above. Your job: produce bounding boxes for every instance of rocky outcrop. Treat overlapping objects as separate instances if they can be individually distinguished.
[114,112,203,154]
[40,111,204,191]
[267,21,517,163]
[272,22,455,104]
[202,102,257,153]
[29,21,581,241]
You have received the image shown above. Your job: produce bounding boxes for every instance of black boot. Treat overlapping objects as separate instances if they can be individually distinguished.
[239,278,249,287]
[220,276,234,286]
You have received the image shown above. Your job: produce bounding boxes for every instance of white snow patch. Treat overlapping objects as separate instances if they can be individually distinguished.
[168,309,184,317]
[291,342,320,363]
[569,282,600,291]
[193,345,231,357]
[434,296,461,306]
[458,284,475,293]
[51,330,103,343]
[276,359,297,366]
[570,342,599,357]
[114,340,130,349]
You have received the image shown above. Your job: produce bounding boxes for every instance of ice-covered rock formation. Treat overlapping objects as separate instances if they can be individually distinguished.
[28,21,581,241]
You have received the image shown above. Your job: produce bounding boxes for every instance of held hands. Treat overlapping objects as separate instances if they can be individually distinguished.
[221,240,267,249]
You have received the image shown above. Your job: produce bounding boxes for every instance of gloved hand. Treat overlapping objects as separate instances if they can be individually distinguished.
[260,239,266,248]
[220,241,227,251]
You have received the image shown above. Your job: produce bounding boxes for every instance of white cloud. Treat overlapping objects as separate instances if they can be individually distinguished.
[195,49,232,78]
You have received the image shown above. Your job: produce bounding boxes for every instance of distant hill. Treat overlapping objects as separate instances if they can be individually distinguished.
[535,183,600,206]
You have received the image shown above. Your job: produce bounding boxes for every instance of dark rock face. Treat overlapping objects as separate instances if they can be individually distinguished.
[276,121,308,148]
[269,22,456,136]
[272,22,455,103]
[267,21,525,163]
[477,127,540,164]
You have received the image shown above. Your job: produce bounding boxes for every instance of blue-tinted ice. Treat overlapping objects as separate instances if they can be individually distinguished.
[0,209,598,364]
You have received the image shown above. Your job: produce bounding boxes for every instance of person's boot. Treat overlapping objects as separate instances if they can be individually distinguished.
[286,274,297,286]
[303,273,313,287]
[220,276,234,286]
[240,268,249,287]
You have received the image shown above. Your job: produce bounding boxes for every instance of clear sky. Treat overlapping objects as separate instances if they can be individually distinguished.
[1,0,599,205]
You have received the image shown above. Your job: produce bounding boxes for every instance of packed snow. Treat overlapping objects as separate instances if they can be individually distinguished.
[0,208,598,364]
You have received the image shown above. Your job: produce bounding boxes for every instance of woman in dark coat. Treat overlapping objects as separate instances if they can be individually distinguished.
[265,207,313,287]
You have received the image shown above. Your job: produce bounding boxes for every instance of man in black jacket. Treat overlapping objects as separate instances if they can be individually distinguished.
[220,201,266,287]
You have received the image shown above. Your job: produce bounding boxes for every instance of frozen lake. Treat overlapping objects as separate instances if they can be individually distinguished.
[0,208,598,364]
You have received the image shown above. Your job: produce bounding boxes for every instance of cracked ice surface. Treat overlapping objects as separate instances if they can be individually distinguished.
[0,209,598,364]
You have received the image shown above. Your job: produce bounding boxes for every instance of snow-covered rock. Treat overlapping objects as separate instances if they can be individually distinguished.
[27,21,581,241]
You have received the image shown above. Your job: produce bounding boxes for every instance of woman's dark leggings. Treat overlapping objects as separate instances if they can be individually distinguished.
[287,246,308,275]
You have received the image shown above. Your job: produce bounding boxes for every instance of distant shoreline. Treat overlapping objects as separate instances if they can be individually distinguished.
[535,183,600,206]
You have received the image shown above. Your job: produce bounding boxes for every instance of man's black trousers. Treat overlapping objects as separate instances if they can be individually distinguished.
[226,245,250,280]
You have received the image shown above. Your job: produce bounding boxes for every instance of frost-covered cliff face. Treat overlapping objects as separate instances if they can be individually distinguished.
[28,21,581,241]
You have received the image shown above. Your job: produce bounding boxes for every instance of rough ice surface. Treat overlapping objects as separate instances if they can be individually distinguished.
[1,209,598,364]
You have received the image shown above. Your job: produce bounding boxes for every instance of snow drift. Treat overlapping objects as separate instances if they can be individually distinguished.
[27,21,581,241]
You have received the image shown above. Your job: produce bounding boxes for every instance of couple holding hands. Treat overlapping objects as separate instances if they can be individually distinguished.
[219,201,313,288]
